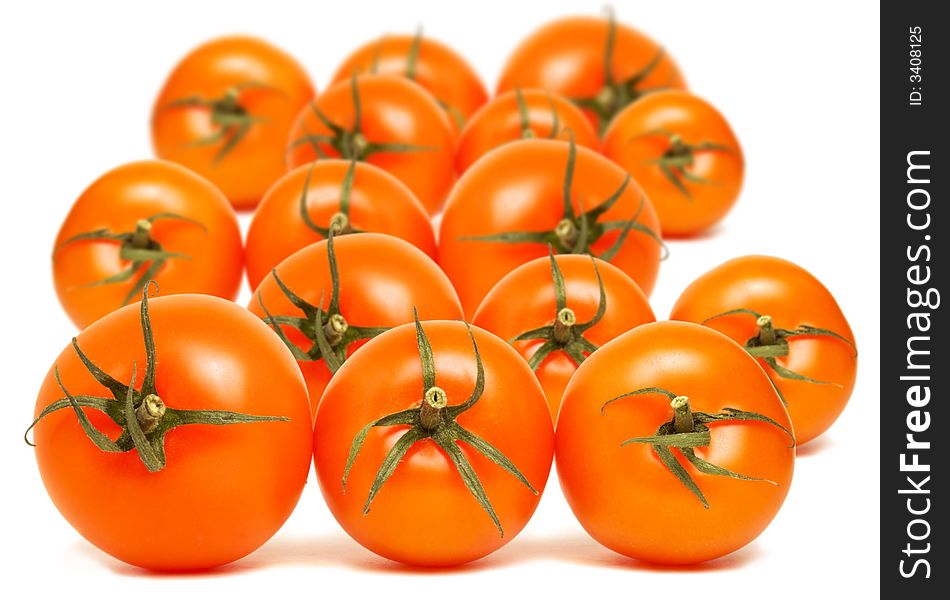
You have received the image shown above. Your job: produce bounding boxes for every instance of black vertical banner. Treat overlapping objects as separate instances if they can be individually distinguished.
[881,1,946,595]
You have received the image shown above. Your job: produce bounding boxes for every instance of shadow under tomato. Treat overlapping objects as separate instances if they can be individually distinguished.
[795,435,835,458]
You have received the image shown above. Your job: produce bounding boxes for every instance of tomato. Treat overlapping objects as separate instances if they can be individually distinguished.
[456,88,599,174]
[52,160,244,329]
[29,290,312,571]
[473,253,654,418]
[439,137,664,317]
[329,31,487,134]
[670,256,857,445]
[286,75,456,215]
[152,36,314,209]
[496,13,686,134]
[313,317,554,566]
[245,159,435,290]
[248,233,463,419]
[556,321,794,564]
[603,91,744,237]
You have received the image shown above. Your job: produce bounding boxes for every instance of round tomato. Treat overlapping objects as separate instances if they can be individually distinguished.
[670,256,857,444]
[329,31,487,134]
[52,160,243,329]
[496,13,686,134]
[248,233,463,419]
[456,88,599,174]
[245,159,435,290]
[556,321,794,564]
[439,137,664,317]
[603,91,744,237]
[152,36,314,209]
[29,290,312,571]
[313,318,554,566]
[473,253,654,418]
[286,74,455,215]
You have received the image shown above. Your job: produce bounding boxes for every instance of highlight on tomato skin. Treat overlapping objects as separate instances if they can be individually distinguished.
[52,160,244,330]
[669,255,857,445]
[30,292,313,571]
[151,35,315,210]
[603,90,745,238]
[555,321,794,565]
[313,319,555,567]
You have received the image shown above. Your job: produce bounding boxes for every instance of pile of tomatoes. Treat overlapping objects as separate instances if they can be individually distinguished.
[32,12,857,572]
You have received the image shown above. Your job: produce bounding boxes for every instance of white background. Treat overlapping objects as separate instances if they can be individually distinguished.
[0,1,880,598]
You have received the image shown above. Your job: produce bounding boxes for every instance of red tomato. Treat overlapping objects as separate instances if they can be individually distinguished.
[30,291,312,571]
[473,253,655,417]
[313,318,554,566]
[52,160,244,329]
[245,159,435,290]
[152,36,314,209]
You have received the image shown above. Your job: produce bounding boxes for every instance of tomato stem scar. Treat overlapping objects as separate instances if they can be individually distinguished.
[298,159,364,239]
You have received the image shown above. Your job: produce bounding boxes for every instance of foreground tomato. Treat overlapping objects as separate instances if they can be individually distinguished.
[314,317,554,566]
[496,13,686,134]
[286,74,456,214]
[248,233,463,418]
[29,289,312,571]
[439,137,664,317]
[245,159,435,290]
[473,252,654,418]
[603,91,744,237]
[53,160,243,329]
[557,321,794,564]
[455,88,599,173]
[329,31,487,133]
[670,256,857,444]
[152,36,314,209]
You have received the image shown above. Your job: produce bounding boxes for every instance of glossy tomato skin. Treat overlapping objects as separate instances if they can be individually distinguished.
[670,256,857,444]
[286,75,456,215]
[152,36,314,209]
[556,321,794,564]
[33,295,313,571]
[455,89,599,173]
[330,35,488,134]
[439,139,663,317]
[472,255,655,418]
[603,91,744,237]
[53,160,244,329]
[248,234,464,418]
[496,16,686,132]
[313,321,554,566]
[245,160,436,290]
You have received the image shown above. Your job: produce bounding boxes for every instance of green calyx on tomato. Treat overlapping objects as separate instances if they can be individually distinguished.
[600,387,794,508]
[514,86,561,140]
[510,247,605,369]
[343,311,538,537]
[290,74,437,162]
[53,212,207,306]
[635,128,735,200]
[25,283,290,473]
[703,309,857,405]
[460,134,666,261]
[298,159,362,238]
[256,232,390,373]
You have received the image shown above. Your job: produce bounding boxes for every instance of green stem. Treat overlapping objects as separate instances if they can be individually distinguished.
[130,220,152,249]
[329,212,352,235]
[324,313,349,346]
[671,396,694,433]
[420,386,447,431]
[757,315,777,346]
[553,307,576,343]
[134,393,166,434]
[555,219,578,249]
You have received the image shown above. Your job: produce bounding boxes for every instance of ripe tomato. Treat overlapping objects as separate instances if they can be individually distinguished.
[456,88,599,174]
[248,233,463,419]
[30,290,312,571]
[439,137,664,317]
[245,159,435,290]
[473,253,654,418]
[286,74,456,215]
[496,13,686,134]
[670,256,857,445]
[152,36,314,209]
[52,160,243,329]
[556,321,794,564]
[313,318,554,566]
[329,31,487,134]
[603,91,744,237]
